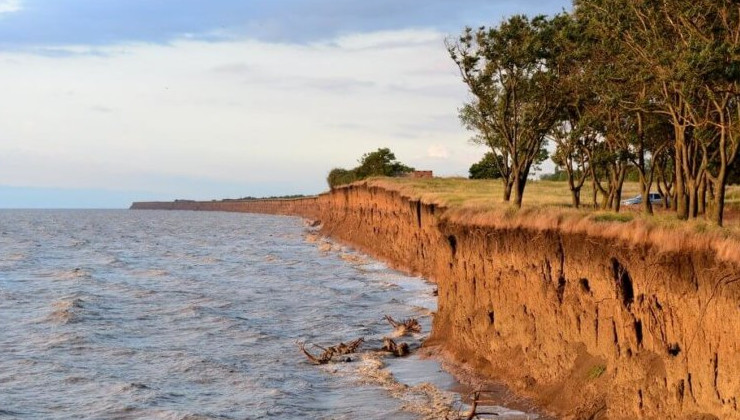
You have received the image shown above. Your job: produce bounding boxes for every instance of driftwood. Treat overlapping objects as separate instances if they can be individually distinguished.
[459,390,502,420]
[382,337,410,357]
[298,337,364,365]
[384,315,421,335]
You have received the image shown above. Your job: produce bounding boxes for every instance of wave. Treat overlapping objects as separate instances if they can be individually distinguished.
[47,268,93,280]
[46,296,86,324]
[329,352,456,420]
[134,269,169,277]
[43,331,87,350]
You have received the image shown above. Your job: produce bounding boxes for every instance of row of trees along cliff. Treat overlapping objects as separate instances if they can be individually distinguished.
[448,0,740,226]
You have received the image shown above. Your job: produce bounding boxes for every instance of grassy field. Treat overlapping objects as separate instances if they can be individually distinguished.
[364,177,740,242]
[369,177,740,211]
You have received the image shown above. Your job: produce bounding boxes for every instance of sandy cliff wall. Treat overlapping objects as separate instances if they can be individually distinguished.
[131,186,740,419]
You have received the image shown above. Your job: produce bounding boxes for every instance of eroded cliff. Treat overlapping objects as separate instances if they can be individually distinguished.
[131,184,740,419]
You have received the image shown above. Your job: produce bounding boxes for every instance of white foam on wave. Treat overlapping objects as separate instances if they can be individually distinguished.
[355,353,456,419]
[322,352,457,419]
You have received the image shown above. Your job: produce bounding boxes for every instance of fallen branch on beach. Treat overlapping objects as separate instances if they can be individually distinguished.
[384,315,421,335]
[382,337,410,357]
[298,337,365,365]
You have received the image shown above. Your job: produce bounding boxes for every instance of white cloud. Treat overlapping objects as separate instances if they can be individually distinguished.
[0,0,21,14]
[0,29,475,197]
[330,29,443,50]
[427,144,450,159]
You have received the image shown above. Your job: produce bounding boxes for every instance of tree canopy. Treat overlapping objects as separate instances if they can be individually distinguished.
[327,148,414,188]
[469,153,503,179]
[451,1,740,225]
[449,15,562,206]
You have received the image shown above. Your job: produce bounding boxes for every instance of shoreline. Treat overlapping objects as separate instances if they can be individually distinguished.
[307,224,549,419]
[131,182,740,419]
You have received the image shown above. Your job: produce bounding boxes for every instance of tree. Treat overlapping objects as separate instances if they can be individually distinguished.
[540,168,569,181]
[548,12,598,209]
[327,168,358,189]
[326,148,414,188]
[448,15,562,207]
[551,128,593,208]
[354,148,414,178]
[469,152,503,179]
[579,0,740,224]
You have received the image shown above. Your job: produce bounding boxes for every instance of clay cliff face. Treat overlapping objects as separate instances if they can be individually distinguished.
[131,185,740,419]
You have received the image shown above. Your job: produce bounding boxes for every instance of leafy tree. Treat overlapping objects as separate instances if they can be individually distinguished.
[540,168,569,181]
[548,12,599,208]
[579,0,740,224]
[326,148,414,188]
[354,148,414,178]
[449,2,740,225]
[448,15,562,207]
[327,168,358,189]
[469,153,503,179]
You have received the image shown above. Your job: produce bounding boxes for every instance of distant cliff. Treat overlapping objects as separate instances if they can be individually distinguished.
[130,198,321,219]
[131,184,740,419]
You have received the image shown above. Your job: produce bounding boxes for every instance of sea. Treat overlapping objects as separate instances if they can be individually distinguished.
[0,209,536,419]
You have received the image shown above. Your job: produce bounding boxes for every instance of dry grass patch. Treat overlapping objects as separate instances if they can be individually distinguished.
[366,177,643,210]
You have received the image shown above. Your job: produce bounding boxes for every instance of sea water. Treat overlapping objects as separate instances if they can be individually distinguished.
[0,210,535,419]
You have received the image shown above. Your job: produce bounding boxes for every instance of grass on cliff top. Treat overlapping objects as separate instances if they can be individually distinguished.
[367,176,740,214]
[362,177,740,261]
[365,177,648,209]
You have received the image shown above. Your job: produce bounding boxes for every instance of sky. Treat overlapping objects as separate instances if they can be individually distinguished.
[0,0,572,208]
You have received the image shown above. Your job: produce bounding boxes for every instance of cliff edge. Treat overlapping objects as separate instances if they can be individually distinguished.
[131,182,740,419]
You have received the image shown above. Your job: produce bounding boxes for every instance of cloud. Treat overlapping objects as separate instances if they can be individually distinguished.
[427,144,450,159]
[0,29,475,200]
[0,0,21,14]
[0,0,571,51]
[330,29,443,50]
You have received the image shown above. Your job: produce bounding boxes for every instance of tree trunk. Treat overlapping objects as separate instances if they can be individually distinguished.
[655,156,674,209]
[687,181,699,219]
[591,178,598,208]
[612,183,623,212]
[698,177,707,216]
[502,177,513,202]
[571,188,581,208]
[513,173,527,208]
[634,114,653,215]
[713,177,726,227]
[657,183,668,208]
[674,132,688,219]
[608,164,627,212]
[567,170,582,209]
[603,191,612,210]
[639,173,653,215]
